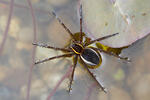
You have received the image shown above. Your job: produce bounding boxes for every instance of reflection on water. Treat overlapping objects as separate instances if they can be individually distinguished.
[0,0,150,100]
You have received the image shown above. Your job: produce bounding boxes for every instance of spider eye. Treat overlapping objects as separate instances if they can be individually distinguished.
[80,48,101,66]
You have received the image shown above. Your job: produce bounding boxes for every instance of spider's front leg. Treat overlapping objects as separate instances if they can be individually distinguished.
[32,43,71,52]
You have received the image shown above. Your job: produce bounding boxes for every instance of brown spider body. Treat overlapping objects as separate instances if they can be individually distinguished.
[71,42,101,66]
[33,5,130,93]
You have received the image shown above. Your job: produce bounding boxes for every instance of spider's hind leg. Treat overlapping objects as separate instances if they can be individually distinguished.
[68,55,78,92]
[82,61,107,93]
[96,48,131,62]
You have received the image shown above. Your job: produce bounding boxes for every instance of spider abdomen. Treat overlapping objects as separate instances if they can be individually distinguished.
[80,48,102,66]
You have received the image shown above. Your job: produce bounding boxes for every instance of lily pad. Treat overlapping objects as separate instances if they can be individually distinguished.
[81,0,150,47]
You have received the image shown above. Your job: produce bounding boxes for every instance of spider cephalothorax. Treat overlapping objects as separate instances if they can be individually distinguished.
[33,5,130,93]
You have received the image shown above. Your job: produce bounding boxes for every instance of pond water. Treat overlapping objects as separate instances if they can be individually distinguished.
[0,0,150,100]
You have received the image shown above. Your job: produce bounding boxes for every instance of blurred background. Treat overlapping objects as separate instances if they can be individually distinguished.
[0,0,150,100]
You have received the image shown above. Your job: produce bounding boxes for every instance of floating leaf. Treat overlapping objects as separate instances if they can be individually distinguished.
[81,0,150,47]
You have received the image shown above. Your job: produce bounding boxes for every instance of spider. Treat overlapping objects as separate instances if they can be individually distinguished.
[33,5,130,93]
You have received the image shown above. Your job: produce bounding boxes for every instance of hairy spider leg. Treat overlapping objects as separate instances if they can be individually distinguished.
[32,43,71,52]
[84,33,119,46]
[68,55,78,92]
[35,53,74,64]
[51,11,77,41]
[79,4,83,43]
[82,60,107,93]
[95,48,131,62]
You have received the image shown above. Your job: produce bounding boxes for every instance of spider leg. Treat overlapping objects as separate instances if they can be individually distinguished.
[50,11,76,41]
[96,48,131,62]
[82,61,107,93]
[32,43,71,52]
[85,33,119,46]
[68,55,78,92]
[79,4,83,43]
[35,53,74,64]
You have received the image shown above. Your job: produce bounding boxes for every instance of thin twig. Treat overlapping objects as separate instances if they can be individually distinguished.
[47,66,73,100]
[0,0,14,55]
[0,0,49,14]
[26,0,37,100]
[84,82,97,100]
